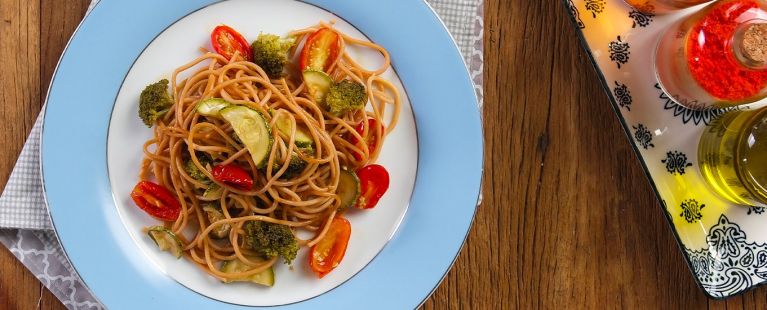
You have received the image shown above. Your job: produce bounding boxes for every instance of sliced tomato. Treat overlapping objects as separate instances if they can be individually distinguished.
[299,28,341,72]
[355,165,389,209]
[212,164,254,191]
[347,118,383,161]
[309,217,351,278]
[131,181,181,221]
[211,25,251,61]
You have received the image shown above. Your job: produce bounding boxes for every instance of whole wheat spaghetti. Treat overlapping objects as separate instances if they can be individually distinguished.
[133,22,399,283]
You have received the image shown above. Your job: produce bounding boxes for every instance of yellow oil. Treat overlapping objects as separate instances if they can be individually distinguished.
[699,108,767,206]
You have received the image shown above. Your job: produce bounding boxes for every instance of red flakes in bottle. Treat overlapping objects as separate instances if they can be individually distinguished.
[687,0,767,101]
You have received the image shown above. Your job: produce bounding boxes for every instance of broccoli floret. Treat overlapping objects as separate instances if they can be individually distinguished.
[184,160,209,183]
[243,221,298,264]
[267,147,313,179]
[324,80,367,116]
[251,34,296,78]
[139,79,174,127]
[184,153,212,184]
[272,153,308,179]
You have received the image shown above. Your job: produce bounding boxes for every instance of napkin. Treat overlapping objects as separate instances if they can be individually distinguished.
[0,0,484,308]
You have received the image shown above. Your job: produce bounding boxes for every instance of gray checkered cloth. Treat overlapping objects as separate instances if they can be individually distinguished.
[0,115,47,229]
[0,0,483,308]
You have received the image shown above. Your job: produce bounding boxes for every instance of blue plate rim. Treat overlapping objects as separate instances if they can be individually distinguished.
[40,0,483,308]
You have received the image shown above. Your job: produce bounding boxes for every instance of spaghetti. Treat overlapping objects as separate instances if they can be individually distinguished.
[133,22,399,283]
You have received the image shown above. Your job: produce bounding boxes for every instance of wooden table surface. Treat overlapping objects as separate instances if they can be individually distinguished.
[4,0,767,309]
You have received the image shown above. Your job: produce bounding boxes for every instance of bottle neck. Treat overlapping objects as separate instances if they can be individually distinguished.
[733,20,767,70]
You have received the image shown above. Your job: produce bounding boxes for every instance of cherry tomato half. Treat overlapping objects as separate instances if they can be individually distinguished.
[347,118,384,161]
[355,164,389,209]
[211,25,251,61]
[131,181,181,221]
[299,28,341,72]
[309,217,351,278]
[212,164,254,191]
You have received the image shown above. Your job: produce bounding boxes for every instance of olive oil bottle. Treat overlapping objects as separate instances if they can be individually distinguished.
[699,108,767,206]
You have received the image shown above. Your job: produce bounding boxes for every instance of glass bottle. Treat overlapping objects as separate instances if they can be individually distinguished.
[699,108,767,206]
[624,0,713,14]
[654,0,767,110]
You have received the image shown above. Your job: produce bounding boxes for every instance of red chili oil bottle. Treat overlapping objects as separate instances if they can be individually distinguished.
[655,0,767,109]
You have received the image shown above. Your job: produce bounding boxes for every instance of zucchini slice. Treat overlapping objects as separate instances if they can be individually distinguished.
[202,184,223,200]
[147,226,183,259]
[202,205,231,239]
[303,70,333,104]
[273,112,314,148]
[219,106,273,169]
[337,169,361,212]
[196,98,231,116]
[220,256,275,286]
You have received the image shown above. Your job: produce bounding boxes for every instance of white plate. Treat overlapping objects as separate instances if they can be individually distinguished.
[107,0,417,306]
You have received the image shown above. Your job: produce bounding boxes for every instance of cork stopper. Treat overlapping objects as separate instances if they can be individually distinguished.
[741,23,767,65]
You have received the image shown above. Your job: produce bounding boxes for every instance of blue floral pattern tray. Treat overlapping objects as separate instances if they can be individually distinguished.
[566,0,767,299]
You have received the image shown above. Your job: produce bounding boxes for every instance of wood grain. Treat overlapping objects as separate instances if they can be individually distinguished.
[0,0,89,309]
[0,0,45,308]
[4,0,767,309]
[425,0,767,309]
